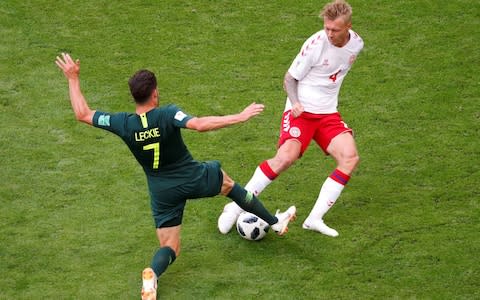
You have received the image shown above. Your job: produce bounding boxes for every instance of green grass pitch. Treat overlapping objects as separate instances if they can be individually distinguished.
[1,0,478,299]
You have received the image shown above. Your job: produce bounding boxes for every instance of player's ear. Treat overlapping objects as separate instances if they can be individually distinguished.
[151,89,159,104]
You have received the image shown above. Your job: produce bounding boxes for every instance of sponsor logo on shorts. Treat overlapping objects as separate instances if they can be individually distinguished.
[289,126,301,138]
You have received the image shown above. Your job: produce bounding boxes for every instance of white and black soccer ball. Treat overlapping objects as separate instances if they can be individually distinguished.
[236,212,269,241]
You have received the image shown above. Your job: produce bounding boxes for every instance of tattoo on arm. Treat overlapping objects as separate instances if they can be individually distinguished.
[284,72,299,104]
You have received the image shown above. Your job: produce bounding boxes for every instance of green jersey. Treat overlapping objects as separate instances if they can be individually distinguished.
[93,104,202,191]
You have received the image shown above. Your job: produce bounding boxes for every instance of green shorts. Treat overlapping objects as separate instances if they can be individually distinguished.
[149,160,223,228]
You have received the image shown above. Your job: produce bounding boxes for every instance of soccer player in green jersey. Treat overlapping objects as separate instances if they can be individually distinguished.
[56,53,296,300]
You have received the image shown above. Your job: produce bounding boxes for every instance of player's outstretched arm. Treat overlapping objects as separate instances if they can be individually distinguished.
[55,53,95,125]
[186,102,264,132]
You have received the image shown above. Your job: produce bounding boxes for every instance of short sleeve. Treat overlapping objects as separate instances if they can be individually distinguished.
[287,32,325,81]
[93,111,128,136]
[165,105,193,128]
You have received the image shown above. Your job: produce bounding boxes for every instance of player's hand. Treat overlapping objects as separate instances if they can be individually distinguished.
[291,102,304,118]
[239,102,265,122]
[55,53,80,80]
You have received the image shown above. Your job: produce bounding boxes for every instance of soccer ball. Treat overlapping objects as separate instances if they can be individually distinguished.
[236,212,270,241]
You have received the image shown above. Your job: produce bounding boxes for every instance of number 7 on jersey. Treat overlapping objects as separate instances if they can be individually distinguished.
[143,142,160,169]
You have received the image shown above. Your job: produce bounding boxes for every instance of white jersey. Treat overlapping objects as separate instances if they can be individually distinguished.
[286,29,363,114]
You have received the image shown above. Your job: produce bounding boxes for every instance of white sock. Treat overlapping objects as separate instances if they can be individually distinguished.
[307,177,345,221]
[224,166,273,213]
[244,166,272,196]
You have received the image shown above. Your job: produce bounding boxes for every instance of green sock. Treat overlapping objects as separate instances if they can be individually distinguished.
[151,246,176,277]
[227,183,278,225]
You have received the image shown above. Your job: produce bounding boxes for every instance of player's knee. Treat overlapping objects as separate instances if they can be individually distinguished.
[273,153,297,171]
[352,153,360,169]
[282,155,297,168]
[342,152,360,172]
[274,140,301,171]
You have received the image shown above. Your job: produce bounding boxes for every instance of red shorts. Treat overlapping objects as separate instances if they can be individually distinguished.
[278,111,353,155]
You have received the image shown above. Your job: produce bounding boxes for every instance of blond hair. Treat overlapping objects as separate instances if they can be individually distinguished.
[320,0,352,24]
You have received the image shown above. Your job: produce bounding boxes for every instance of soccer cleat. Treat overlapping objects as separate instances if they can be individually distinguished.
[271,206,297,236]
[218,202,244,234]
[302,218,339,237]
[141,267,157,300]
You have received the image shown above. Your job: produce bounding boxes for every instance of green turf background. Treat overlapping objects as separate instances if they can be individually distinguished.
[1,1,478,299]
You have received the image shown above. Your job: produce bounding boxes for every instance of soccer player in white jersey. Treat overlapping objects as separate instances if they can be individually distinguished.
[218,0,364,237]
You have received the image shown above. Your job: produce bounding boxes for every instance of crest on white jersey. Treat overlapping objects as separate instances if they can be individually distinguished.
[349,55,357,65]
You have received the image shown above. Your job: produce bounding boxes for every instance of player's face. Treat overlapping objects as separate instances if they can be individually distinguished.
[324,17,351,47]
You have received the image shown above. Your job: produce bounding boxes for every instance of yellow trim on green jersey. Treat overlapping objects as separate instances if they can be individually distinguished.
[140,113,148,128]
